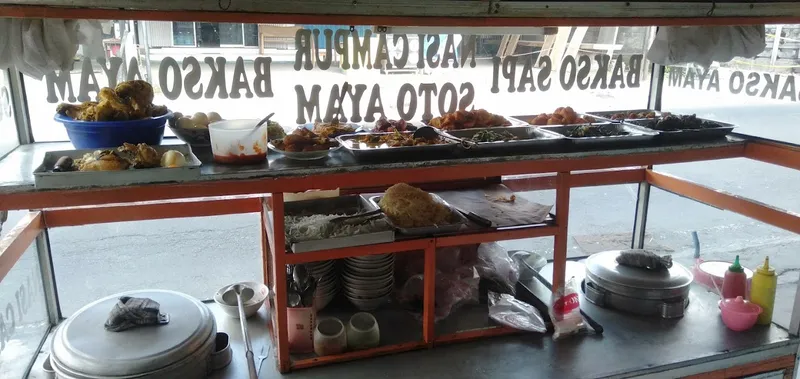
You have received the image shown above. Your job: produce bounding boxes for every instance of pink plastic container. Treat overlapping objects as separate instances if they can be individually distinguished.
[719,296,762,332]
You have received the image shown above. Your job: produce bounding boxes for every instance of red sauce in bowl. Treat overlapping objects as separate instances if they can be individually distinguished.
[213,153,267,164]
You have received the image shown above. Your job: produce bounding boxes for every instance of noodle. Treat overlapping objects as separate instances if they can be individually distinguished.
[379,183,452,228]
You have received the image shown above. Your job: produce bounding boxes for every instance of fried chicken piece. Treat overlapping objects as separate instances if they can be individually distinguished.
[78,150,130,171]
[117,143,160,168]
[115,80,154,119]
[56,101,99,120]
[147,104,169,117]
[92,88,132,121]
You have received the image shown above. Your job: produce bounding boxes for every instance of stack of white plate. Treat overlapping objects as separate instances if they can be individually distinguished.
[307,260,338,310]
[342,254,395,311]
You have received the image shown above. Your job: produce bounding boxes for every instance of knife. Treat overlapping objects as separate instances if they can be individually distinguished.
[453,206,493,228]
[530,269,604,334]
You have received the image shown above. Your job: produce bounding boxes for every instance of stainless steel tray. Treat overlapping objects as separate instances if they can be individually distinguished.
[33,144,201,189]
[443,126,565,153]
[336,132,458,160]
[364,194,467,236]
[540,122,658,146]
[284,195,394,253]
[585,109,662,121]
[624,117,735,141]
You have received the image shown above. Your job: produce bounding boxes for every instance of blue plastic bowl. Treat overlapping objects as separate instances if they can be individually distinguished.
[54,112,173,149]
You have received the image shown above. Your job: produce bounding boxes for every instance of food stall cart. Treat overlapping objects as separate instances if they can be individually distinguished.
[1,1,800,379]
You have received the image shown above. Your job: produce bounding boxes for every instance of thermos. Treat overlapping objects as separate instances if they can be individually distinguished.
[750,256,777,325]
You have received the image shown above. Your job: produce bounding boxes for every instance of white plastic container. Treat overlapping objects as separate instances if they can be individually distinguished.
[208,119,268,164]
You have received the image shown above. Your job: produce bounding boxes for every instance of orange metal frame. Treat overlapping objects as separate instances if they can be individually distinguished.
[2,4,800,27]
[0,139,799,374]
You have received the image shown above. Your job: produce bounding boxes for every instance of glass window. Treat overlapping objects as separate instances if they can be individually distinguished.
[661,24,800,143]
[220,23,244,46]
[0,69,18,158]
[49,214,261,316]
[27,24,654,142]
[172,22,195,46]
[644,188,800,329]
[0,243,50,378]
[244,24,259,47]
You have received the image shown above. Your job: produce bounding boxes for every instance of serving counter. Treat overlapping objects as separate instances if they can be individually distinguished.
[1,134,799,377]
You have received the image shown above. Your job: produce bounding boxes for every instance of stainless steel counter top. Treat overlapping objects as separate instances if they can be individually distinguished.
[27,280,796,379]
[0,136,744,196]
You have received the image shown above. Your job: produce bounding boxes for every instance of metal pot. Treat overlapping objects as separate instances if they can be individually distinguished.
[584,250,693,319]
[50,289,217,379]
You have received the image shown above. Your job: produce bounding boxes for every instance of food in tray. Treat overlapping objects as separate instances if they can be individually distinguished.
[53,143,187,172]
[428,109,511,130]
[271,128,338,152]
[378,183,453,228]
[564,124,628,138]
[607,111,660,121]
[375,117,414,132]
[160,150,188,168]
[528,106,596,126]
[486,194,516,203]
[56,80,168,122]
[357,131,445,148]
[313,120,356,139]
[647,114,724,131]
[469,130,520,143]
[285,213,390,242]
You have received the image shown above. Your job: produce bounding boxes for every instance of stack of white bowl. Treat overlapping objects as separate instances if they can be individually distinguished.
[307,260,338,310]
[342,254,395,311]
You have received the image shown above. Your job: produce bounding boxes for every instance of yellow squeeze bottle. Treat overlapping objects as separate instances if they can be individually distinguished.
[750,257,777,325]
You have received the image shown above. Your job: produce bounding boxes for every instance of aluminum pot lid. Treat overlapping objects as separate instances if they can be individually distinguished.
[52,289,214,377]
[585,250,693,291]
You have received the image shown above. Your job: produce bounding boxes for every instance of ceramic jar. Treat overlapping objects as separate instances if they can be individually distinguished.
[346,312,380,350]
[314,318,347,356]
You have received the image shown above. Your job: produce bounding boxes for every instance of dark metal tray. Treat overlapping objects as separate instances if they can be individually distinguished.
[284,195,394,253]
[624,117,735,141]
[336,132,458,160]
[443,126,565,153]
[364,194,467,236]
[539,122,658,146]
[585,109,663,122]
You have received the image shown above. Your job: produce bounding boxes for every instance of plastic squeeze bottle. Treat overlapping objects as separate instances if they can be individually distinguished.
[751,257,777,325]
[721,255,747,299]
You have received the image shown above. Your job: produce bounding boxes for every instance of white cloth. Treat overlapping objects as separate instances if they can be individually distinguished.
[0,18,104,80]
[647,26,766,69]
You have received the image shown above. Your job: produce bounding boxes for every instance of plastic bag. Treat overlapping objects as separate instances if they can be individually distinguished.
[549,276,587,340]
[475,243,520,295]
[398,266,479,321]
[646,26,766,69]
[488,291,547,333]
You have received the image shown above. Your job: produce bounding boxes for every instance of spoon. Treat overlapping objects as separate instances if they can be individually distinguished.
[413,126,476,148]
[244,112,275,138]
[222,284,258,379]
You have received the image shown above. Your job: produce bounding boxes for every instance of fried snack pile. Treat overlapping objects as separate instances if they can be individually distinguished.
[56,80,169,122]
[272,128,337,152]
[357,131,444,147]
[529,106,595,126]
[378,183,452,228]
[428,109,511,131]
[313,120,355,139]
[77,143,162,171]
